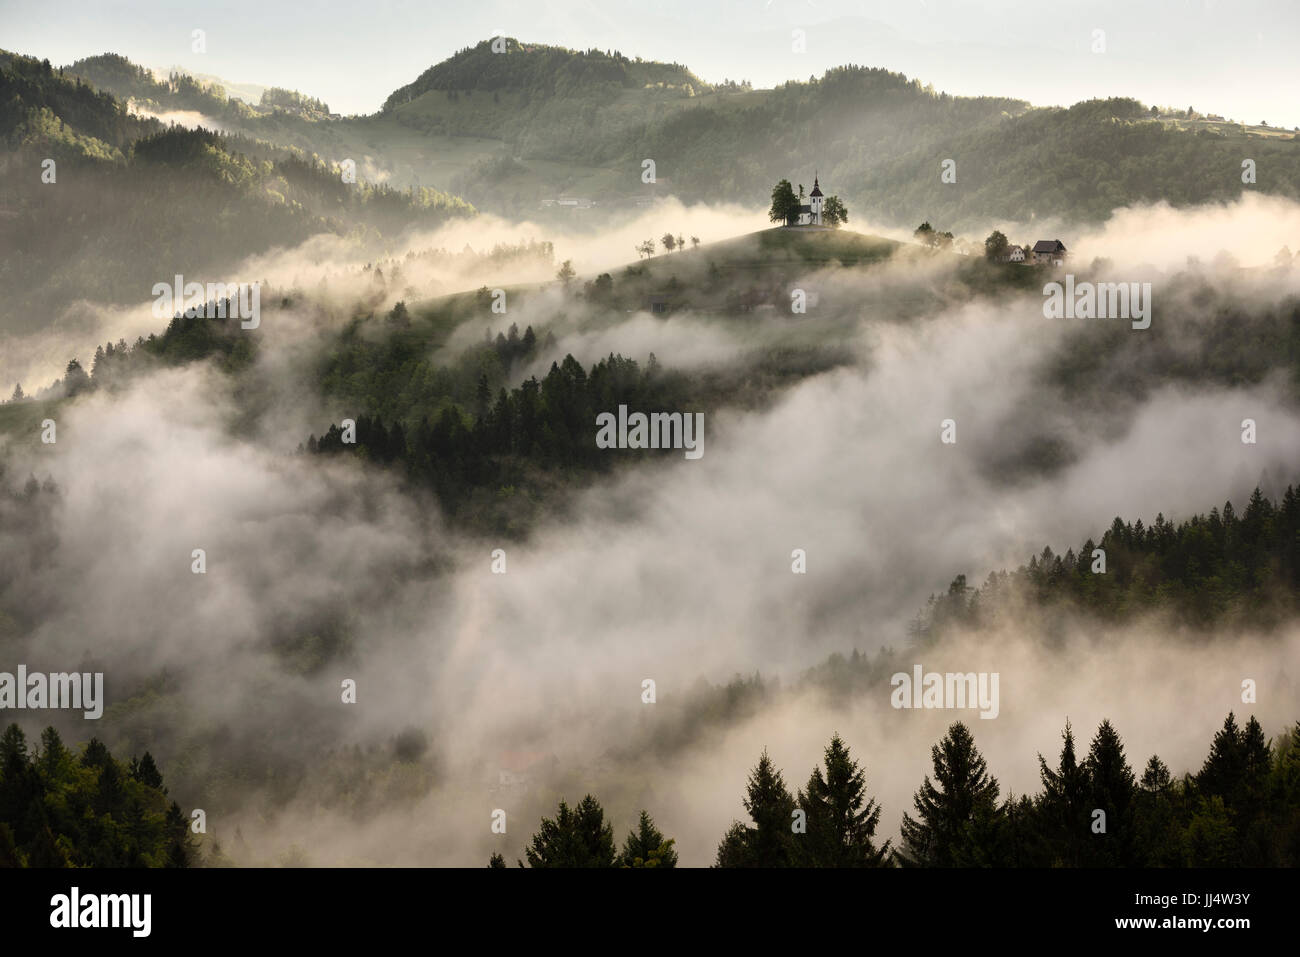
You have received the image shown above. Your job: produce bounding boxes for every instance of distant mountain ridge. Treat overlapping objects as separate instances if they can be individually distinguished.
[374,38,1299,229]
[7,39,1300,235]
[66,53,333,120]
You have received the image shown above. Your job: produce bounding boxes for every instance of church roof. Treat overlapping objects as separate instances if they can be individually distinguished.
[809,176,823,197]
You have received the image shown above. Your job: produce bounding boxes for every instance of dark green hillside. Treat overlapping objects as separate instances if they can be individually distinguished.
[857,97,1300,228]
[0,52,474,333]
[0,52,158,153]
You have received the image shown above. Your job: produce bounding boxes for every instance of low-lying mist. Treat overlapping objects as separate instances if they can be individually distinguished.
[2,192,1299,865]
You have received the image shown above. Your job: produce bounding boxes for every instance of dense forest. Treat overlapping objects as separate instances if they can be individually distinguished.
[912,485,1300,637]
[0,724,200,867]
[308,347,697,534]
[493,715,1300,867]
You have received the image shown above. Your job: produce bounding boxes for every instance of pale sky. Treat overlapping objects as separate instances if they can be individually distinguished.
[2,0,1298,127]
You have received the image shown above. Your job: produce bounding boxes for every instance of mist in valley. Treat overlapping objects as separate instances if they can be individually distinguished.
[2,181,1299,865]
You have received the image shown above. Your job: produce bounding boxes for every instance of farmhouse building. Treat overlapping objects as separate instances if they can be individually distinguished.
[1032,239,1068,265]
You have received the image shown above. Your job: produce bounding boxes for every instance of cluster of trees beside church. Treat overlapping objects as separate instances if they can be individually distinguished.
[767,179,848,227]
[0,725,199,867]
[912,486,1300,638]
[492,714,1300,867]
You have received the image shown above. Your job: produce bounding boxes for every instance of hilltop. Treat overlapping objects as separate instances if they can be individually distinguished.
[383,40,708,110]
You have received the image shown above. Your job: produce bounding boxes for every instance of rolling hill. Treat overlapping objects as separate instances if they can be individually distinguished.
[23,41,1300,232]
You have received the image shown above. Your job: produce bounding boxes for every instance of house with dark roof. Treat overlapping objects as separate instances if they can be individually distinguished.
[1032,239,1068,265]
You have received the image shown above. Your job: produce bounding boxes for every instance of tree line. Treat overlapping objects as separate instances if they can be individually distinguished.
[307,350,697,532]
[494,713,1300,867]
[768,179,848,227]
[913,485,1300,638]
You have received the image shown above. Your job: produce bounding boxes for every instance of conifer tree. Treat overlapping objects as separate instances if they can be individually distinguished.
[618,810,678,868]
[715,749,797,867]
[1238,715,1275,862]
[898,722,1001,866]
[1198,712,1246,808]
[130,751,165,792]
[37,728,68,782]
[1084,719,1137,865]
[1242,716,1272,808]
[795,734,889,866]
[1037,719,1092,866]
[1133,755,1185,866]
[81,738,111,769]
[741,750,797,866]
[0,725,26,767]
[714,821,750,868]
[164,802,194,868]
[524,795,617,867]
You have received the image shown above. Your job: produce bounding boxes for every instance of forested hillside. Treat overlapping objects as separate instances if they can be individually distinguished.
[20,41,1300,230]
[912,485,1300,637]
[0,52,474,334]
[376,40,1300,228]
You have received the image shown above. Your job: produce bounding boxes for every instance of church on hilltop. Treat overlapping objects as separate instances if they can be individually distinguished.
[770,173,844,228]
[795,176,825,226]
